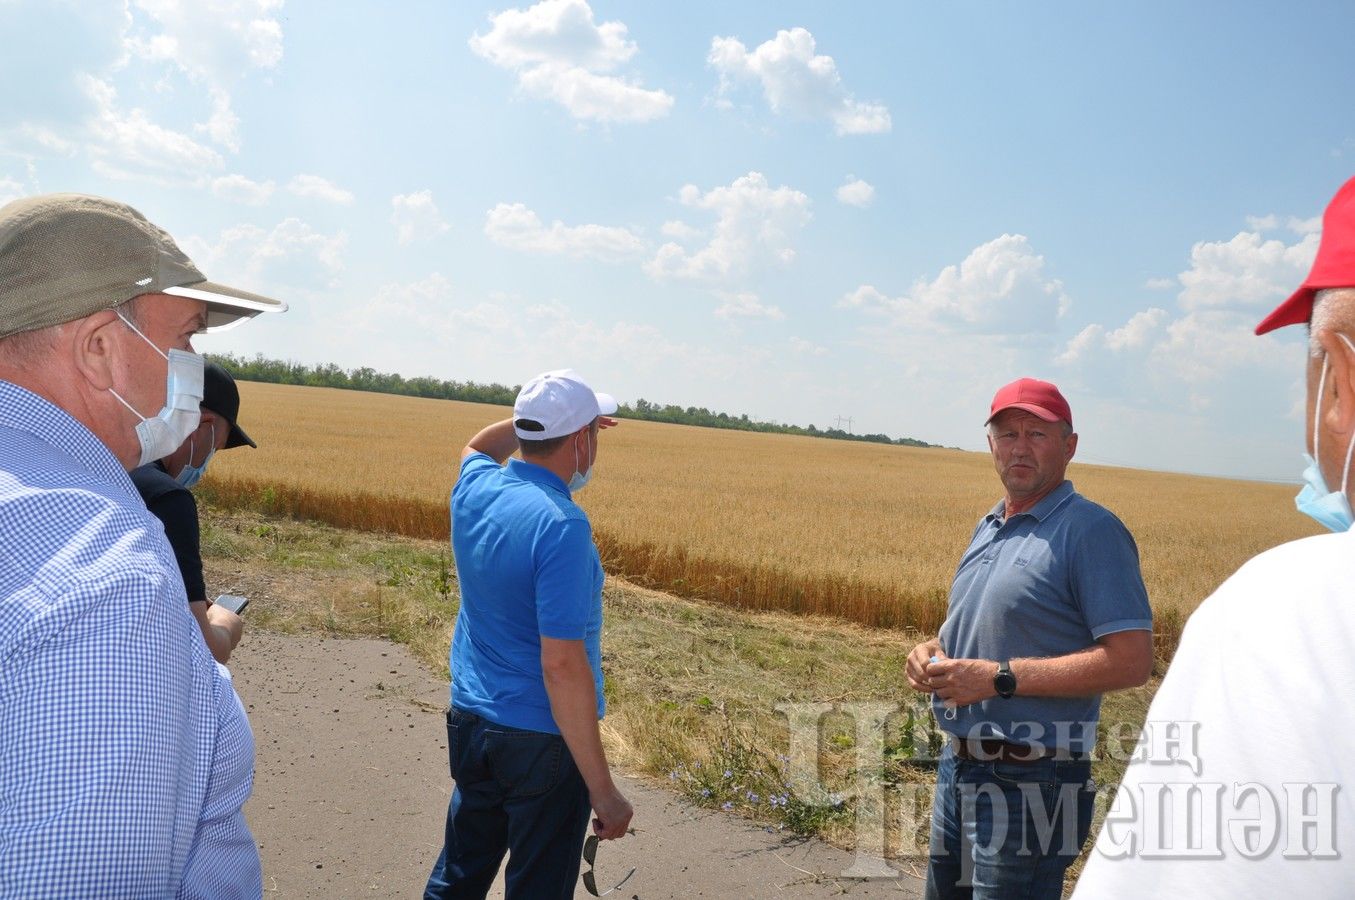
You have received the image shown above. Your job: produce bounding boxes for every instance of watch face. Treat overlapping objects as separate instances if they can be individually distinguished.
[995,669,1017,697]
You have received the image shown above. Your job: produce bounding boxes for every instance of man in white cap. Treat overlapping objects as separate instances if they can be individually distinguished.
[1073,179,1355,897]
[425,369,633,900]
[0,193,284,897]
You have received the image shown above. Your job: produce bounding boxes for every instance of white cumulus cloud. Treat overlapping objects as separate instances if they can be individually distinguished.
[839,234,1068,335]
[81,75,223,182]
[714,291,784,320]
[660,219,702,241]
[181,217,347,292]
[645,172,811,283]
[470,0,673,123]
[124,0,284,153]
[1147,310,1285,386]
[1176,229,1318,311]
[1057,308,1169,365]
[126,0,284,83]
[211,173,274,205]
[484,202,646,261]
[391,190,451,245]
[287,174,355,205]
[195,87,241,153]
[709,27,890,135]
[835,176,874,207]
[1288,215,1322,235]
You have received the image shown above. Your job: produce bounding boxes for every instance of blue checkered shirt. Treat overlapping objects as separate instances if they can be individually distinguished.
[0,380,260,899]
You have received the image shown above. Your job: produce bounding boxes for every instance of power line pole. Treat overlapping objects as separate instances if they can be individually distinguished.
[834,415,853,433]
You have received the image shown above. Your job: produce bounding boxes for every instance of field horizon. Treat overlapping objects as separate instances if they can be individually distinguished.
[203,380,1322,661]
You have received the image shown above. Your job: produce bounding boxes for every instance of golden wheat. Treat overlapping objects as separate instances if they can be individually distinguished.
[204,381,1320,656]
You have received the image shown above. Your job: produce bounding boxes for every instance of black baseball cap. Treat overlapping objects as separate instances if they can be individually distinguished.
[203,362,256,449]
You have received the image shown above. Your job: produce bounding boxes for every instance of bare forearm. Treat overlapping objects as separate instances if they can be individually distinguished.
[543,654,614,793]
[462,418,519,464]
[1012,633,1152,696]
[190,600,239,664]
[923,630,1152,706]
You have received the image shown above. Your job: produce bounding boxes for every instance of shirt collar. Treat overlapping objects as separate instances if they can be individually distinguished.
[0,379,136,497]
[506,456,571,496]
[986,479,1075,524]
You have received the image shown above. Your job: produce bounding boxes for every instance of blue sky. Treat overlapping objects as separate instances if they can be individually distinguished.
[3,1,1352,479]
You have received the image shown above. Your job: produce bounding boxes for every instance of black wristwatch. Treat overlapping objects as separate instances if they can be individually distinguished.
[994,661,1017,699]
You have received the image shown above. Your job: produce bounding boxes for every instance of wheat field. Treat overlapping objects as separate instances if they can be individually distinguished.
[203,381,1320,658]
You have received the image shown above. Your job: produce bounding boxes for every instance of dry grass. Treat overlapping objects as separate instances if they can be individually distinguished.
[201,505,1157,889]
[207,381,1321,659]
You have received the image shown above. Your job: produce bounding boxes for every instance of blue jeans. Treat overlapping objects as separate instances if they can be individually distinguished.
[925,745,1095,900]
[424,708,591,900]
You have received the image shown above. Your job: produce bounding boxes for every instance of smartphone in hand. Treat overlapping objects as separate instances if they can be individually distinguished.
[214,594,249,615]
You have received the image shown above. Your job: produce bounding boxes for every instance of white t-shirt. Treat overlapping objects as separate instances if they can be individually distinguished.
[1073,528,1355,898]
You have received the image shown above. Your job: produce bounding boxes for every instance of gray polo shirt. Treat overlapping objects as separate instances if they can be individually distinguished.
[937,480,1152,753]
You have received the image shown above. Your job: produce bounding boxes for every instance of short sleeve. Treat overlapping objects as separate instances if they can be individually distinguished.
[533,518,597,641]
[1071,513,1153,638]
[454,452,500,496]
[144,490,206,604]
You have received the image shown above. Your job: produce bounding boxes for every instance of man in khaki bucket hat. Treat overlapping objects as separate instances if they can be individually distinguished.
[0,193,284,897]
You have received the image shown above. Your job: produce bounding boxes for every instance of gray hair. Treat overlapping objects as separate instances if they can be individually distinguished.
[1310,288,1355,357]
[0,295,143,366]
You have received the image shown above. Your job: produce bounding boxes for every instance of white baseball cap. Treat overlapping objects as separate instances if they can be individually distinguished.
[513,369,618,440]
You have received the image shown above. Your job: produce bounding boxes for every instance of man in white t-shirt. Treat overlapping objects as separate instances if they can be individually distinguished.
[1073,177,1355,897]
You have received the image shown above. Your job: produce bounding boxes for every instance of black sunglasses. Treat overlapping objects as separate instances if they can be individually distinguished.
[581,834,636,897]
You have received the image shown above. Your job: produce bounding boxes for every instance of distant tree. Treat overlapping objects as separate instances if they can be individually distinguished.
[207,352,939,450]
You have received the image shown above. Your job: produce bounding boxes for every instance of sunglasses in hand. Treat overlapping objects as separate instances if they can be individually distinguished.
[581,833,637,897]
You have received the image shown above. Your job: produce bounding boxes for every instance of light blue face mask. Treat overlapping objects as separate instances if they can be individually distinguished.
[1296,335,1355,532]
[567,429,593,493]
[175,424,217,489]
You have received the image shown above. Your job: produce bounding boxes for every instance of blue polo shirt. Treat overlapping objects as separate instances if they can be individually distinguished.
[448,453,605,734]
[937,480,1152,753]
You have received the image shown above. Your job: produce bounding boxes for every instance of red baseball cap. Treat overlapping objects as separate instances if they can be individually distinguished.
[1255,175,1355,335]
[986,377,1073,428]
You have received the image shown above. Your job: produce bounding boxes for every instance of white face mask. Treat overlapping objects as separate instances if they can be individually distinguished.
[108,312,204,468]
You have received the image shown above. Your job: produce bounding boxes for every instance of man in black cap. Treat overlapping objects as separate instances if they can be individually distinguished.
[132,360,257,663]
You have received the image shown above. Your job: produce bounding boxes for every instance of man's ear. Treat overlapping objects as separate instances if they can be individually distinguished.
[69,310,124,392]
[1065,431,1079,463]
[1317,329,1355,438]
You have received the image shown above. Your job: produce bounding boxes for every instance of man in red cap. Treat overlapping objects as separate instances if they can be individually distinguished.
[906,377,1153,899]
[1074,179,1355,897]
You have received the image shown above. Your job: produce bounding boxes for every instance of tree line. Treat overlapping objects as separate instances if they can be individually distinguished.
[208,352,938,449]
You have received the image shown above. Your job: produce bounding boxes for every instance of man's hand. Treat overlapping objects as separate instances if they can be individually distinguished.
[192,599,243,663]
[590,784,633,840]
[925,657,999,706]
[598,415,619,430]
[906,638,944,693]
[206,603,244,649]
